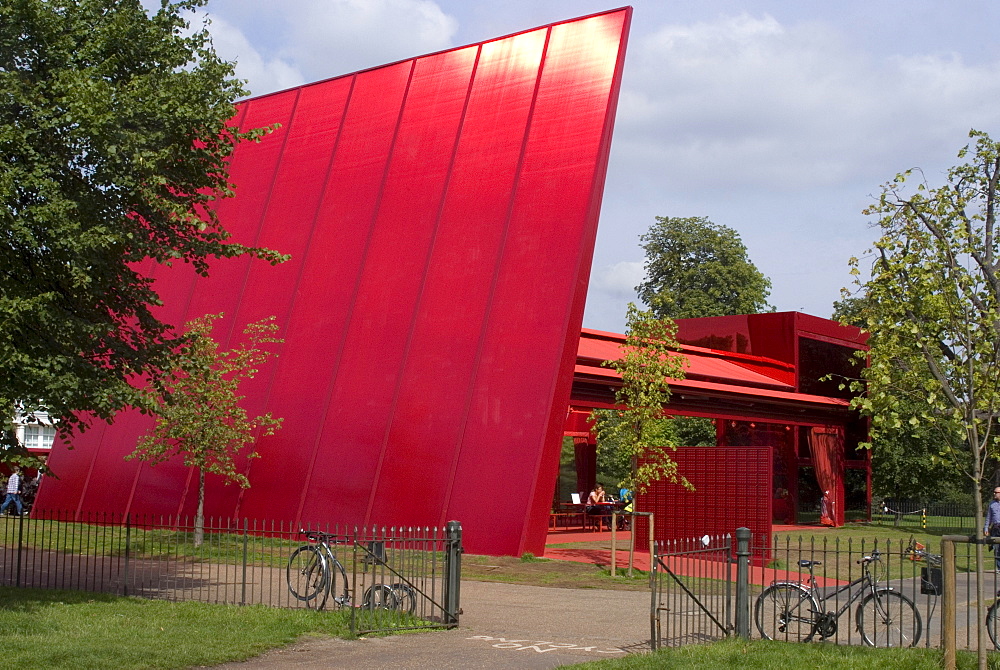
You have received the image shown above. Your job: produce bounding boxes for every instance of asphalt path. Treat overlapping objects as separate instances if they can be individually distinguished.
[215,572,1000,669]
[214,580,653,669]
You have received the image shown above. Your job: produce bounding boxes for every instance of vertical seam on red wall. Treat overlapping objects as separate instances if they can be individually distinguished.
[235,85,353,520]
[291,75,359,526]
[218,90,303,350]
[438,26,554,525]
[294,59,417,527]
[362,46,484,528]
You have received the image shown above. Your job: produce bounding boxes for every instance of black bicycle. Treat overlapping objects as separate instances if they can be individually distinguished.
[286,530,417,613]
[287,530,351,609]
[755,549,921,647]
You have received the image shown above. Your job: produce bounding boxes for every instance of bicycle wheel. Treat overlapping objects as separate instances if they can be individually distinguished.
[287,546,328,604]
[326,557,350,609]
[362,584,399,610]
[988,601,1000,649]
[857,589,921,648]
[754,583,819,642]
[391,583,417,614]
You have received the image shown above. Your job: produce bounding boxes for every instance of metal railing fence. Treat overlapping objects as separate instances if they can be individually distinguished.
[652,529,1000,653]
[871,500,977,532]
[651,532,738,649]
[0,510,461,635]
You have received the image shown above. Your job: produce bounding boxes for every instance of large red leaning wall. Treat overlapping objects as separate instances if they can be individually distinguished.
[36,9,632,556]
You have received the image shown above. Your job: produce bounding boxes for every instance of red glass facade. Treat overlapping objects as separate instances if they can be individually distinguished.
[35,9,633,557]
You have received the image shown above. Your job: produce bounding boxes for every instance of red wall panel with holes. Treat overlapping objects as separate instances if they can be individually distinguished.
[635,447,773,556]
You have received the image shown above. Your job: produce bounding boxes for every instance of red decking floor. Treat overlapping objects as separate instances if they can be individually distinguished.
[543,526,848,587]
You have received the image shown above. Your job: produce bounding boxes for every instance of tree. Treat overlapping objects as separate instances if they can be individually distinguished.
[636,215,772,446]
[0,0,285,463]
[127,314,283,547]
[590,303,689,493]
[850,129,1000,664]
[636,216,772,320]
[832,296,965,503]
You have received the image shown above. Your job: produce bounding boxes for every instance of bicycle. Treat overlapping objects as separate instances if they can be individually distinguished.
[287,530,351,610]
[286,531,417,613]
[755,549,922,647]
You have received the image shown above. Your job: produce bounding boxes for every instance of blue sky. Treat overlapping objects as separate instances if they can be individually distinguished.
[189,1,1000,332]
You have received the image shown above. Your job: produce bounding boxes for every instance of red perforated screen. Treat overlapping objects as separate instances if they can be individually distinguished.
[635,447,772,552]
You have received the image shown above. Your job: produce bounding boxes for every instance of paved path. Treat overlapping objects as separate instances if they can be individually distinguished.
[215,580,652,669]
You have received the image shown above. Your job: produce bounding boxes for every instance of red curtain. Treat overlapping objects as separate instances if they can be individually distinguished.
[809,426,844,526]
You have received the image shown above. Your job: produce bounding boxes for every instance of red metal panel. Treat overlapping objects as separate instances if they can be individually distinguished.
[365,30,549,530]
[443,12,631,555]
[37,9,632,556]
[242,62,414,523]
[635,447,772,554]
[306,46,480,525]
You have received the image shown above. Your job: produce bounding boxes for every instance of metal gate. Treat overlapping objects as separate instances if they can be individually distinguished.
[651,531,751,649]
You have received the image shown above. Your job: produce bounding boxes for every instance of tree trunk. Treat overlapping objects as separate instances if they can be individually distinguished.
[194,468,205,548]
[971,446,986,670]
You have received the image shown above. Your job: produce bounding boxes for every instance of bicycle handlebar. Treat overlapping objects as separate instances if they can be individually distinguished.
[857,549,881,565]
[299,529,348,544]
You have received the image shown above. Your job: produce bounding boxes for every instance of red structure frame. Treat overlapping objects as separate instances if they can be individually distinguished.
[565,313,869,531]
[37,9,633,557]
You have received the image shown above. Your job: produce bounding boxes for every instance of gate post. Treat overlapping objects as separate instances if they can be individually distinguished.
[734,527,751,639]
[444,520,462,627]
[941,535,961,670]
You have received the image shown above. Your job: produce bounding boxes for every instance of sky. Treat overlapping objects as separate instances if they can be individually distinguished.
[186,1,1000,333]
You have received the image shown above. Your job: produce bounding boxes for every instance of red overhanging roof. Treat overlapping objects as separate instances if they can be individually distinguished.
[578,327,796,391]
[573,328,853,422]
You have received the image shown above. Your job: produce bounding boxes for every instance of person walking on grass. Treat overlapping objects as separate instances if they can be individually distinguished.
[0,467,24,516]
[985,486,1000,573]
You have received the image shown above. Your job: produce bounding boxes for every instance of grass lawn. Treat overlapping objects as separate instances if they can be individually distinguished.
[561,638,1000,669]
[0,586,352,670]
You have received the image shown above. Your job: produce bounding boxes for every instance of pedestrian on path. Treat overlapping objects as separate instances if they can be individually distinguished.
[1,467,24,516]
[985,486,1000,572]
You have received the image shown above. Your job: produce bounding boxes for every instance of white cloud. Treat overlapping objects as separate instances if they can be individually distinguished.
[279,0,458,82]
[591,261,644,297]
[616,13,1000,194]
[207,16,304,97]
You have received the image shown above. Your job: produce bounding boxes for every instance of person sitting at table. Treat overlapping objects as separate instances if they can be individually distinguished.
[585,484,609,529]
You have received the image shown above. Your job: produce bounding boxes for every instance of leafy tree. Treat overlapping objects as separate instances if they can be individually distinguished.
[636,216,772,320]
[590,304,689,493]
[127,314,283,546]
[832,296,964,502]
[0,0,284,463]
[849,129,1000,661]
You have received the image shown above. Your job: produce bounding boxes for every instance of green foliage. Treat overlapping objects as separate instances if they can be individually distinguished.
[591,304,689,493]
[0,0,286,463]
[672,416,716,447]
[849,132,1000,660]
[637,216,772,319]
[127,314,282,544]
[849,130,1000,533]
[832,297,964,501]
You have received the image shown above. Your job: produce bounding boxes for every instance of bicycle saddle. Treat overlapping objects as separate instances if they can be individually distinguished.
[798,559,821,568]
